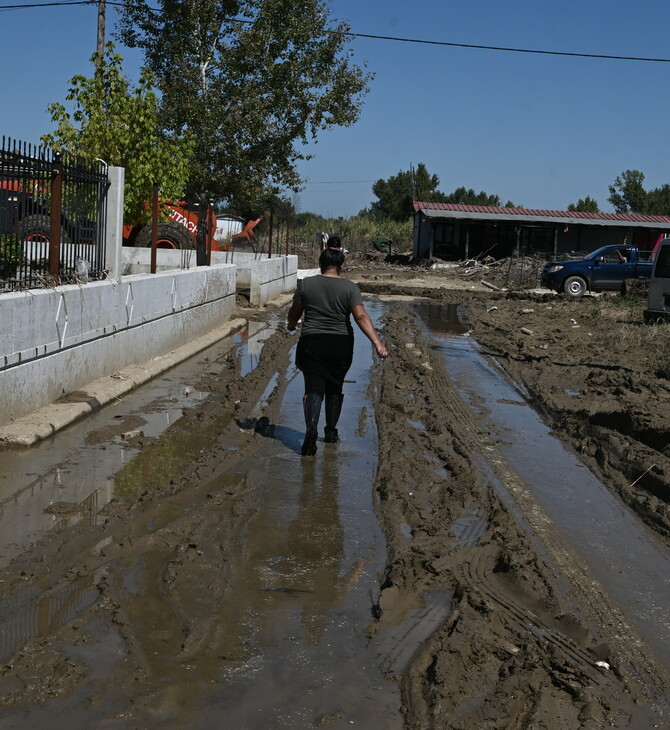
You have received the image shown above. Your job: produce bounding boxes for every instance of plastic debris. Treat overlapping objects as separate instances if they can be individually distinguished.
[487,306,499,313]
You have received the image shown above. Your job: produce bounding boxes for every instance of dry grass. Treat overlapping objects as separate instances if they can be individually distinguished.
[593,297,670,379]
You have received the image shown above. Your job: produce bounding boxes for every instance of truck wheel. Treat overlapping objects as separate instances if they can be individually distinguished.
[135,222,194,250]
[18,214,71,244]
[563,276,587,298]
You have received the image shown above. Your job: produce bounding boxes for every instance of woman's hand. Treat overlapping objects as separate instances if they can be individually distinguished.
[376,342,388,358]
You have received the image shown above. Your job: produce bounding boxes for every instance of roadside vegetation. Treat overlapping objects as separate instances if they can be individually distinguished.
[591,296,670,379]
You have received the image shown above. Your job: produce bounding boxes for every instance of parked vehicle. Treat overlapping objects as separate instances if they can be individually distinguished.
[644,238,670,322]
[0,179,83,245]
[540,244,655,298]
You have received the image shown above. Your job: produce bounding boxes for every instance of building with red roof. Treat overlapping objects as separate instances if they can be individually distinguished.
[412,201,670,261]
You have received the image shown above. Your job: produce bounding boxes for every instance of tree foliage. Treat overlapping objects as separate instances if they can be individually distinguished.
[42,44,193,223]
[365,164,509,221]
[608,170,670,215]
[567,195,599,212]
[646,184,670,215]
[608,170,648,213]
[366,163,447,221]
[443,186,502,206]
[117,0,371,207]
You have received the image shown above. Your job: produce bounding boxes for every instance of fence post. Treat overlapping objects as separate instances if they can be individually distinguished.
[50,152,63,280]
[105,166,124,280]
[206,199,213,266]
[151,183,158,274]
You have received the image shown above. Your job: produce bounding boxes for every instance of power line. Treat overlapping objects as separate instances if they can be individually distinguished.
[1,0,670,64]
[305,180,375,185]
[346,31,670,63]
[0,0,93,8]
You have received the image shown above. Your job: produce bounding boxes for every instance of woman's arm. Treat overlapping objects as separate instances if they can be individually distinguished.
[351,304,388,358]
[287,300,304,331]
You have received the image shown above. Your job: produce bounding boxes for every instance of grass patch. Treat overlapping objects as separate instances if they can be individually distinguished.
[592,297,670,378]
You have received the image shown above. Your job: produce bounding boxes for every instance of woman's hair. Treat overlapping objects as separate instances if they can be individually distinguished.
[319,246,345,272]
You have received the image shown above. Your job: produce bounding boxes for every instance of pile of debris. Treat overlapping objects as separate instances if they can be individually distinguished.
[441,255,545,289]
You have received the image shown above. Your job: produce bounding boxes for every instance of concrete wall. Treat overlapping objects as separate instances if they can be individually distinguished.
[0,265,236,427]
[121,246,199,274]
[250,255,298,306]
[122,249,298,306]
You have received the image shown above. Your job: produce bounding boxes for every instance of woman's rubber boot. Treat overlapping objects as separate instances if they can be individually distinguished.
[301,394,323,456]
[324,393,344,443]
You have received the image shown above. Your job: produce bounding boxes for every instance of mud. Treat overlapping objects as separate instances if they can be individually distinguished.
[0,264,669,728]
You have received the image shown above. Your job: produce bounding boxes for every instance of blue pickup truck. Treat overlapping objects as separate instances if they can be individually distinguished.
[540,244,654,298]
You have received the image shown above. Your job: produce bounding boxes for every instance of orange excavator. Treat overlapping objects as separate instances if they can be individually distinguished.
[123,201,261,253]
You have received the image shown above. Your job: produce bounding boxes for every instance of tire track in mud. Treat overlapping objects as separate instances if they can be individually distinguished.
[370,302,667,729]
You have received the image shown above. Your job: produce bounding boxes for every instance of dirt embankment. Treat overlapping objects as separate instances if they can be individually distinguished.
[368,303,665,728]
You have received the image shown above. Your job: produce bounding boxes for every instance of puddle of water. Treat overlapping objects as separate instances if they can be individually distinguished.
[406,418,426,432]
[422,320,670,670]
[0,572,102,664]
[0,303,403,728]
[102,301,403,728]
[412,301,467,336]
[449,508,489,548]
[371,589,453,676]
[233,320,275,377]
[0,325,246,568]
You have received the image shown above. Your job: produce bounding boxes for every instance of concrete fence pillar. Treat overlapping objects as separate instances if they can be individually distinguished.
[105,166,125,281]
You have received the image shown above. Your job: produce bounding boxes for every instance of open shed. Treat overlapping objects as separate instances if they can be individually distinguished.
[412,202,670,261]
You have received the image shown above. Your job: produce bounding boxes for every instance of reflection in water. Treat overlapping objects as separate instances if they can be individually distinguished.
[283,450,362,644]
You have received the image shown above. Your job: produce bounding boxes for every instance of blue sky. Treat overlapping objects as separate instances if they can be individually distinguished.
[1,0,669,218]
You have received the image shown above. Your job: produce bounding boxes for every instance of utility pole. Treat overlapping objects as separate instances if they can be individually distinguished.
[97,0,106,56]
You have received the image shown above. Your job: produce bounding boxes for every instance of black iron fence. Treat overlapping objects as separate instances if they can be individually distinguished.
[0,137,109,292]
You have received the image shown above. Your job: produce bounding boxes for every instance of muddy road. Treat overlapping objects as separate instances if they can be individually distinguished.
[1,270,670,729]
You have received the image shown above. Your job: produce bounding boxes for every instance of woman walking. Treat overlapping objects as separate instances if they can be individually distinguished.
[287,243,388,456]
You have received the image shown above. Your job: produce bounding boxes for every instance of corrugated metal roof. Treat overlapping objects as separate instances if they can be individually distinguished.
[412,201,670,225]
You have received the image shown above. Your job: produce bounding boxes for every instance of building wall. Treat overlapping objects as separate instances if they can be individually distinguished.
[413,212,669,261]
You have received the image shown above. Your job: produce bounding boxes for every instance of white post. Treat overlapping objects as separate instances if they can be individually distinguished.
[105,166,125,280]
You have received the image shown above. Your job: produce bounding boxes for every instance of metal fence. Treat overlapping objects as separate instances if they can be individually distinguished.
[0,137,109,292]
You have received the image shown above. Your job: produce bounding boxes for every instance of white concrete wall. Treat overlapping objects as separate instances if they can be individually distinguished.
[0,265,236,427]
[122,249,298,306]
[251,255,298,306]
[121,246,199,274]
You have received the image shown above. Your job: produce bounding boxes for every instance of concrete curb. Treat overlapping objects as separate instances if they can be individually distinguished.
[0,318,247,448]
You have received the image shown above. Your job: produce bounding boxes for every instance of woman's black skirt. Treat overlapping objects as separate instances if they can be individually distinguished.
[296,334,354,384]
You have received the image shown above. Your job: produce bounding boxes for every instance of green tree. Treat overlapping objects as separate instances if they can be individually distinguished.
[367,163,447,221]
[608,170,648,213]
[42,44,193,223]
[567,195,599,212]
[117,0,371,208]
[444,186,501,206]
[645,184,670,215]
